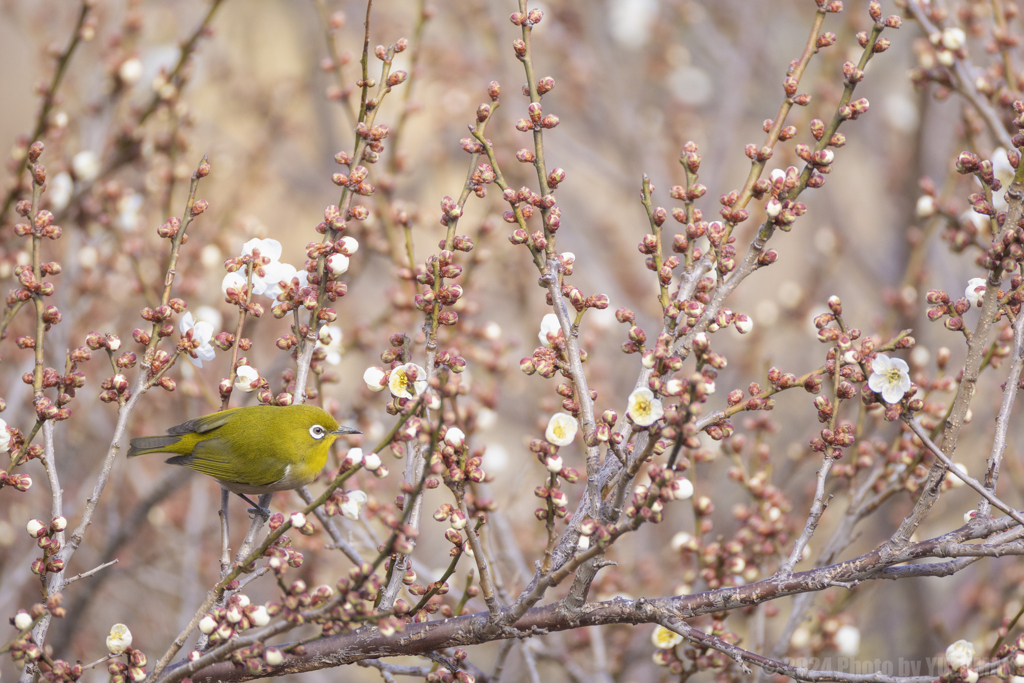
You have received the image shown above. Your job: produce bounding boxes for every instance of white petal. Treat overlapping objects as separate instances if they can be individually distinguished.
[180,311,196,335]
[193,321,214,344]
[221,271,246,295]
[538,313,561,345]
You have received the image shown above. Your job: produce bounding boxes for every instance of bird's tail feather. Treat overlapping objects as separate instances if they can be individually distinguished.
[127,436,182,458]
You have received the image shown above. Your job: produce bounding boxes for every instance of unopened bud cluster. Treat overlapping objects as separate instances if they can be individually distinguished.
[504,184,563,247]
[26,515,69,576]
[9,595,74,678]
[198,593,273,648]
[18,345,89,418]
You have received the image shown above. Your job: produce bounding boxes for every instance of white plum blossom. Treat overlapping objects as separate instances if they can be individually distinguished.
[868,354,911,404]
[389,363,427,399]
[915,195,936,218]
[265,647,284,666]
[72,150,101,181]
[221,270,246,296]
[336,236,359,255]
[538,313,561,346]
[198,614,217,634]
[991,148,1015,211]
[946,462,968,488]
[545,413,578,446]
[965,278,986,307]
[577,535,590,550]
[289,512,306,528]
[261,261,305,300]
[249,605,270,627]
[651,625,684,650]
[234,365,260,393]
[424,392,441,411]
[545,455,563,473]
[48,172,72,212]
[627,387,664,426]
[117,191,144,231]
[201,244,223,268]
[242,237,282,262]
[194,305,223,331]
[318,325,344,365]
[363,452,382,471]
[106,624,133,654]
[14,612,32,631]
[340,490,368,521]
[940,26,966,50]
[326,253,350,277]
[345,448,363,466]
[946,639,975,669]
[26,519,45,537]
[363,366,387,392]
[179,312,216,368]
[229,238,305,300]
[667,477,694,501]
[670,531,696,551]
[444,428,466,448]
[119,58,143,84]
[0,418,10,452]
[835,625,860,656]
[734,314,753,334]
[78,246,99,268]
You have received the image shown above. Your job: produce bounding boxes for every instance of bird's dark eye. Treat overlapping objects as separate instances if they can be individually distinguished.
[310,425,326,439]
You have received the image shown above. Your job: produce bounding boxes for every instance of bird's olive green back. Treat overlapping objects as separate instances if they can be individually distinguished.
[139,404,341,489]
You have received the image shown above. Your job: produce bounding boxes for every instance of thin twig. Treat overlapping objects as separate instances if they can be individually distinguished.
[905,418,1024,527]
[63,559,119,585]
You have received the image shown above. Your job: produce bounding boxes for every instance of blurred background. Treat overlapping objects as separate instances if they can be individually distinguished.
[0,0,1019,680]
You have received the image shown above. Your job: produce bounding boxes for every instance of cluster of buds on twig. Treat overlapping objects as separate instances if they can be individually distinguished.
[399,567,460,618]
[104,643,150,683]
[197,593,272,647]
[338,447,386,477]
[331,565,388,623]
[201,638,286,677]
[425,664,476,683]
[762,167,807,231]
[26,515,68,576]
[433,426,487,487]
[533,476,570,521]
[88,330,143,401]
[505,185,561,246]
[13,168,63,247]
[16,346,90,420]
[7,264,60,313]
[0,470,33,492]
[9,600,76,679]
[530,418,581,479]
[442,521,474,557]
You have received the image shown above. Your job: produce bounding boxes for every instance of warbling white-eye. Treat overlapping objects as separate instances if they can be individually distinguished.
[127,404,360,509]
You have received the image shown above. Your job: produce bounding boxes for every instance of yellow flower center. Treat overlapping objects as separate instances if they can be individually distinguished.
[634,396,651,415]
[885,368,902,384]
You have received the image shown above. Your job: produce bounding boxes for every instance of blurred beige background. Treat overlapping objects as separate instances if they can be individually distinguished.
[0,0,1017,681]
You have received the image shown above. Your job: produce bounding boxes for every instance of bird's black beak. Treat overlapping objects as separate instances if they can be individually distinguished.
[332,426,362,436]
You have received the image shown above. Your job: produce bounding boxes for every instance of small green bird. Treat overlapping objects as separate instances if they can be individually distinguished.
[127,404,360,509]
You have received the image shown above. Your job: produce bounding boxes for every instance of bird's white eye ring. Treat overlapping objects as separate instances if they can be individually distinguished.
[310,425,326,439]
